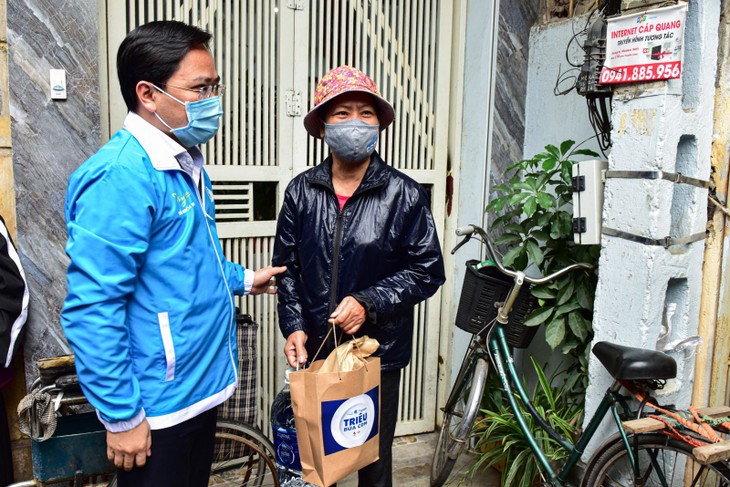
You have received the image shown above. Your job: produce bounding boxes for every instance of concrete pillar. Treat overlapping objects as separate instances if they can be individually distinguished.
[584,0,721,457]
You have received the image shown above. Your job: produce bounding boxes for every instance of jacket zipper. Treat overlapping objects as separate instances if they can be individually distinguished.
[310,169,386,346]
[328,208,345,319]
[177,167,238,381]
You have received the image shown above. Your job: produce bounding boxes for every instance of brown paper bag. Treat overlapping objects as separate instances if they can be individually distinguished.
[317,335,380,374]
[290,356,381,487]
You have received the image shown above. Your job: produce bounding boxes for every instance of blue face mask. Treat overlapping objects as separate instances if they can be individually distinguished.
[324,120,379,164]
[153,85,223,147]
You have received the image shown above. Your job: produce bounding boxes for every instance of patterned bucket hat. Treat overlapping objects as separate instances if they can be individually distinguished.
[303,65,395,139]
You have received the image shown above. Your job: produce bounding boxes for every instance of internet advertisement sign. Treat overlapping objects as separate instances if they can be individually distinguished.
[600,3,687,85]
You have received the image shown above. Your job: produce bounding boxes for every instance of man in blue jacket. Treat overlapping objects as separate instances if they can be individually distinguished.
[273,65,445,486]
[61,21,285,486]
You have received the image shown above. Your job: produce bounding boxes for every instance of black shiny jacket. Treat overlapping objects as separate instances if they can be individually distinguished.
[272,152,445,371]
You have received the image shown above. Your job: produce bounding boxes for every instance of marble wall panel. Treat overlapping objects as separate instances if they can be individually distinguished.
[7,0,101,383]
[491,0,541,184]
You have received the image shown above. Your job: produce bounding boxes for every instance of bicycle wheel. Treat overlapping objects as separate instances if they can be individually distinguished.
[583,432,730,486]
[211,420,280,487]
[431,355,489,487]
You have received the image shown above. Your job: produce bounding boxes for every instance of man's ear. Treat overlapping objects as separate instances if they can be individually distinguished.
[136,81,158,114]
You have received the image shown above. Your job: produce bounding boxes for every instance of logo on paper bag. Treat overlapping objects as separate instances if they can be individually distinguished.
[321,386,379,455]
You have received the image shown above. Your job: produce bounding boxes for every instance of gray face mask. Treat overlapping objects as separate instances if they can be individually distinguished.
[324,120,379,164]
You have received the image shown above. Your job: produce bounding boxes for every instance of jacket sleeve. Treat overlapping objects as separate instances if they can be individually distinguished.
[222,261,253,295]
[0,215,28,368]
[350,189,445,321]
[272,184,308,338]
[61,161,151,431]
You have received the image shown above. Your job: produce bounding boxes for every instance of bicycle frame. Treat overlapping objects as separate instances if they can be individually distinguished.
[448,224,652,487]
[488,321,639,486]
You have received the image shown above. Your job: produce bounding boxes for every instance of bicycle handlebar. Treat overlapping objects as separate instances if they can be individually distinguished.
[455,223,594,285]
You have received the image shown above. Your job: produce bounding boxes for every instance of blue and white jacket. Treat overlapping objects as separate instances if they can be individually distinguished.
[61,112,252,432]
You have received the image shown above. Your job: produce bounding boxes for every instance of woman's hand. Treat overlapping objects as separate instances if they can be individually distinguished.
[329,296,366,335]
[284,330,308,368]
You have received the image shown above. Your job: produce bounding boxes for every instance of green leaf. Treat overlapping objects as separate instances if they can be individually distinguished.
[504,222,524,234]
[512,181,533,191]
[545,144,561,158]
[531,356,556,409]
[568,312,592,341]
[537,192,556,210]
[545,317,566,349]
[575,280,594,310]
[542,158,557,171]
[556,279,575,306]
[492,211,518,228]
[560,164,572,185]
[536,212,552,228]
[523,306,554,327]
[509,192,531,205]
[571,148,600,157]
[495,232,523,246]
[559,140,575,155]
[536,171,551,189]
[531,230,550,242]
[492,182,510,192]
[523,196,537,217]
[486,195,509,212]
[524,239,544,266]
[501,245,523,268]
[561,339,579,355]
[531,285,556,299]
[553,300,582,318]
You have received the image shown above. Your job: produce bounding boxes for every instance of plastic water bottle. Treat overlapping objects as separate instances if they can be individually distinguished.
[270,367,313,486]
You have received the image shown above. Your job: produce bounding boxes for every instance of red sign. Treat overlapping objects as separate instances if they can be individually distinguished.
[600,4,687,85]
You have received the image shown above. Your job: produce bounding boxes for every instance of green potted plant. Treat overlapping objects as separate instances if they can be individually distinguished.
[486,140,600,393]
[462,358,584,487]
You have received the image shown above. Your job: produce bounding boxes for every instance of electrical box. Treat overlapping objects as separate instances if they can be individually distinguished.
[572,159,608,245]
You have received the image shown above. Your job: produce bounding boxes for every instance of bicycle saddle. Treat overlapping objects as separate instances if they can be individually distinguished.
[592,341,677,380]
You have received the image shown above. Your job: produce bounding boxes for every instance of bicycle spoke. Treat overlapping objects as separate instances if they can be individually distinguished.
[584,433,730,487]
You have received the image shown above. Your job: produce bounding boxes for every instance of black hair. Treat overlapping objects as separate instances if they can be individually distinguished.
[117,21,212,112]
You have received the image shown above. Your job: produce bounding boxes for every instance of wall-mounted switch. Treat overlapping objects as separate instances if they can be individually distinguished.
[50,69,67,100]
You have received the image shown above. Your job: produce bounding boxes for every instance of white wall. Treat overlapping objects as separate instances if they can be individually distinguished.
[523,18,600,157]
[523,1,721,460]
[445,0,501,390]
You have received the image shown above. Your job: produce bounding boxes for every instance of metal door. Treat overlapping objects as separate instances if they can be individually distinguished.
[103,0,452,436]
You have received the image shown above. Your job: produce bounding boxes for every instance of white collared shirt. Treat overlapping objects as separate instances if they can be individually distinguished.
[123,112,203,195]
[122,111,254,292]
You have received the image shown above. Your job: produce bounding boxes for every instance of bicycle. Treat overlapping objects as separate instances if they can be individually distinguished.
[211,419,279,486]
[431,223,730,487]
[11,314,279,486]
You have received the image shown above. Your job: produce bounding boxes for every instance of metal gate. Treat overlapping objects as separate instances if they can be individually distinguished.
[103,0,452,436]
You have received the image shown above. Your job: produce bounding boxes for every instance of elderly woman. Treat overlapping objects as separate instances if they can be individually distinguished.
[273,65,445,486]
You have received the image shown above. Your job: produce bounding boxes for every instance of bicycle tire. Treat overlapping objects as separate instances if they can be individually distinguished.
[431,356,489,487]
[582,432,730,486]
[211,420,280,487]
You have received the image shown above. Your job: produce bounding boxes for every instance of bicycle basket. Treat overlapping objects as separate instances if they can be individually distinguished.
[455,260,539,348]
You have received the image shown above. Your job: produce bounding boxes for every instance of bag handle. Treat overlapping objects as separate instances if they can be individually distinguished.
[310,321,369,378]
[312,321,336,363]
